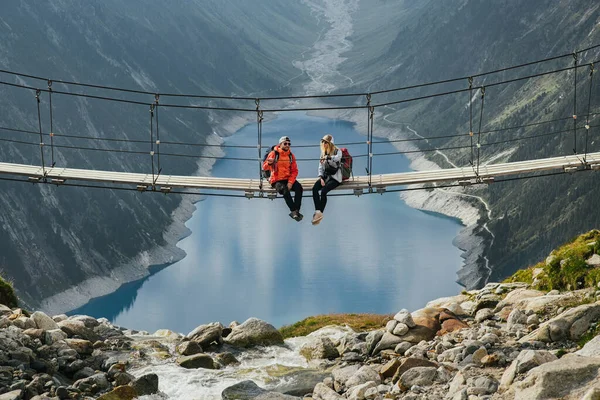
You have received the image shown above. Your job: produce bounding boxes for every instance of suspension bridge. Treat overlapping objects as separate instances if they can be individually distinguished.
[0,44,599,199]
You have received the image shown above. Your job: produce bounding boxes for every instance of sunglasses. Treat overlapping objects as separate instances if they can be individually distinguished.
[282,142,291,145]
[321,140,330,144]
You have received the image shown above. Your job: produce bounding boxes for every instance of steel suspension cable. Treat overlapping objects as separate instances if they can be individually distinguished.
[476,87,486,176]
[584,63,595,162]
[573,53,579,154]
[47,80,55,167]
[154,94,161,176]
[256,99,264,191]
[35,90,46,175]
[149,104,156,185]
[468,77,474,166]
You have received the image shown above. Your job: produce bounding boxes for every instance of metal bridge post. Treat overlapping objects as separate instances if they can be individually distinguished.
[35,89,46,176]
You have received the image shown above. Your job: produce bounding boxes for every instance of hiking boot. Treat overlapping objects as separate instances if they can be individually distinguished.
[312,211,323,225]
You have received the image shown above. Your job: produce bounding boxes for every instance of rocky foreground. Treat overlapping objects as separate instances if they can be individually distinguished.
[1,281,600,399]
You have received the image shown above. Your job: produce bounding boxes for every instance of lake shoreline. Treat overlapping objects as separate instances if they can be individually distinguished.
[45,109,486,320]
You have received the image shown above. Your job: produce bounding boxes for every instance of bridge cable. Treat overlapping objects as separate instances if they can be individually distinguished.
[584,63,595,163]
[149,104,156,187]
[256,99,264,192]
[476,87,486,177]
[366,94,373,190]
[0,44,597,101]
[47,80,55,167]
[468,77,474,166]
[573,52,579,154]
[154,94,162,181]
[35,89,46,176]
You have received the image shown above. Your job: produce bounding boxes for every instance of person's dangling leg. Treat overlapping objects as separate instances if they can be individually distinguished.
[319,179,340,212]
[291,181,303,221]
[312,179,324,211]
[275,181,295,212]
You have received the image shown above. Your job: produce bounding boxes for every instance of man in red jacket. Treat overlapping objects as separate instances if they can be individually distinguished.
[262,136,304,221]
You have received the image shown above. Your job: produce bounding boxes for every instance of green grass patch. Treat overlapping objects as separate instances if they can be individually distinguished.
[0,274,18,308]
[578,322,600,348]
[279,313,392,339]
[505,229,600,291]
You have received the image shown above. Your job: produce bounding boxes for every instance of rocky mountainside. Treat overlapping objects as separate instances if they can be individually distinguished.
[0,1,319,310]
[335,0,600,287]
[1,231,600,399]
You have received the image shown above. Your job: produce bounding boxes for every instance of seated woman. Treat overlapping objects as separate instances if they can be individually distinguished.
[312,134,343,225]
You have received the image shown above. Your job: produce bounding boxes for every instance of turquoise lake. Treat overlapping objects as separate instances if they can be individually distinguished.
[72,113,463,333]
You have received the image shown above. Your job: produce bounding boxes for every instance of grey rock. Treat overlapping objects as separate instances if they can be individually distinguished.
[581,386,600,400]
[365,330,384,355]
[131,373,159,396]
[177,353,216,369]
[70,316,100,328]
[31,312,59,331]
[372,332,403,355]
[223,318,283,348]
[515,355,600,399]
[42,329,66,346]
[392,323,409,336]
[586,254,600,266]
[393,310,416,328]
[577,335,600,357]
[466,375,498,395]
[385,320,398,333]
[222,380,300,399]
[177,341,203,356]
[300,337,339,361]
[215,352,240,367]
[474,309,495,323]
[399,367,437,388]
[346,381,377,400]
[58,320,100,342]
[186,322,224,348]
[332,365,361,388]
[312,382,344,400]
[394,341,413,355]
[521,303,600,343]
[346,366,381,389]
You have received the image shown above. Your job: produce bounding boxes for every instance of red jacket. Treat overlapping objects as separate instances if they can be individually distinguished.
[262,146,298,185]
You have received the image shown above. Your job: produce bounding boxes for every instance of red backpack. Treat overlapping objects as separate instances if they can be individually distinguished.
[340,148,353,181]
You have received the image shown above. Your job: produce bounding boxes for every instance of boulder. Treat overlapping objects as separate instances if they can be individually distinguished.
[577,335,600,357]
[177,353,216,369]
[222,380,299,399]
[392,357,438,383]
[31,312,59,331]
[130,373,159,396]
[586,254,600,267]
[514,355,600,399]
[186,322,224,348]
[59,320,100,342]
[0,390,23,400]
[345,365,381,389]
[395,325,436,344]
[399,366,437,389]
[223,318,283,348]
[300,337,339,360]
[96,386,138,400]
[521,303,600,343]
[312,382,344,400]
[64,339,94,355]
[177,341,203,356]
[372,332,403,355]
[393,310,416,328]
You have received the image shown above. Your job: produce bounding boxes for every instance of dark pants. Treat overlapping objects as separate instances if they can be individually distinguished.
[274,180,303,212]
[312,178,340,212]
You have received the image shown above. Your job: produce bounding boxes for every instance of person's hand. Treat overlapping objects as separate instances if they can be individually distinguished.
[320,178,325,186]
[287,182,293,191]
[267,158,274,165]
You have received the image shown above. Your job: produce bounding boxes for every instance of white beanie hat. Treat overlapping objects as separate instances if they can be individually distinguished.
[279,136,290,144]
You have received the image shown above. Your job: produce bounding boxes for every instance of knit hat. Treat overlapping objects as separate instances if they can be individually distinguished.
[321,134,334,144]
[279,136,291,144]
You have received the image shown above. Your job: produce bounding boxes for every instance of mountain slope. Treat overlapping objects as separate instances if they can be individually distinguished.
[0,0,319,309]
